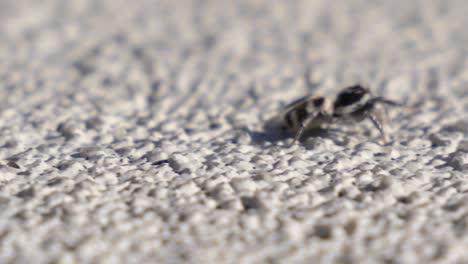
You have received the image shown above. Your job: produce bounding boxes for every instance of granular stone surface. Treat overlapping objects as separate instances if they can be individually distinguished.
[0,0,467,263]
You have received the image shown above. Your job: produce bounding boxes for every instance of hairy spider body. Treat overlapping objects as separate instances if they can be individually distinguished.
[273,84,401,145]
[279,95,333,144]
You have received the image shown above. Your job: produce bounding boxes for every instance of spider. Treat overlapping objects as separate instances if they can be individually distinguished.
[275,84,401,145]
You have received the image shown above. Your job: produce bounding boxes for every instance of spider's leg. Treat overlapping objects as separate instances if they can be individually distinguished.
[291,115,316,146]
[373,97,402,107]
[367,113,388,144]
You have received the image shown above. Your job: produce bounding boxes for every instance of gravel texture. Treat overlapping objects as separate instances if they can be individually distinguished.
[1,0,467,263]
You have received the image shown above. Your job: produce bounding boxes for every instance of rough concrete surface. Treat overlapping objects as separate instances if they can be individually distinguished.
[0,0,467,263]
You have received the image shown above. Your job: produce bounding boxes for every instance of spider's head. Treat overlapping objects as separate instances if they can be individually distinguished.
[333,85,373,116]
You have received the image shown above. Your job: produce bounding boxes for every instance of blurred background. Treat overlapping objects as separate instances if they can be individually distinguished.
[1,0,466,137]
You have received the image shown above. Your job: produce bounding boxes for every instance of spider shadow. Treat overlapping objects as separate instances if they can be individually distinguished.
[247,117,367,147]
[248,121,332,146]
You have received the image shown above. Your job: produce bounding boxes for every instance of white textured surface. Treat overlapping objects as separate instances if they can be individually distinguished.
[0,0,467,263]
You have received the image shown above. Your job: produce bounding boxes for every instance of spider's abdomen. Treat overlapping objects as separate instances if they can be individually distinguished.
[284,101,309,130]
[283,96,331,131]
